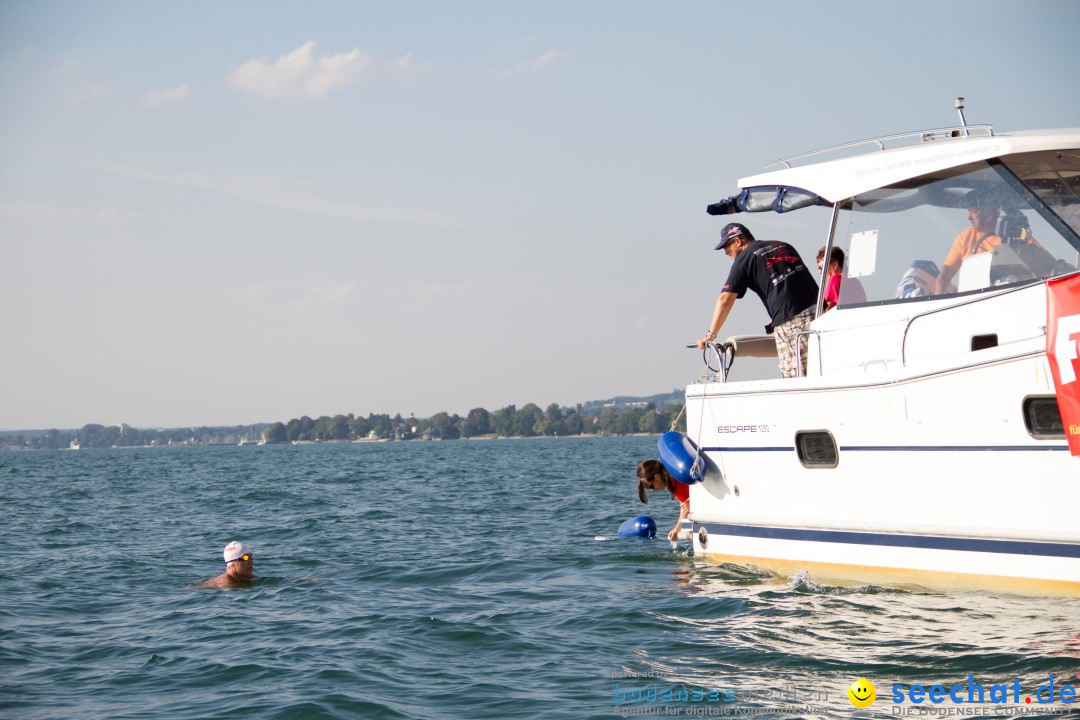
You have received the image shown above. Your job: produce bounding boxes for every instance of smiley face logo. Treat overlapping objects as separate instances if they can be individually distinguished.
[847,678,876,708]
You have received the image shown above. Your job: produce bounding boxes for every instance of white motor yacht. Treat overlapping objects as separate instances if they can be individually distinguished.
[682,103,1080,594]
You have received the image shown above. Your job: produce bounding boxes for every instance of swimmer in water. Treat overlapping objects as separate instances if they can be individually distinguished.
[191,540,256,589]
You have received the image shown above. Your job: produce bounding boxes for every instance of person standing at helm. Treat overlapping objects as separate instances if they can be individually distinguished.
[934,188,1040,294]
[697,223,819,378]
[935,189,1003,295]
[191,540,256,589]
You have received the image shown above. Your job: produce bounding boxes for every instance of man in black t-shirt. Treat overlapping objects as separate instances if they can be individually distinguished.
[696,223,819,378]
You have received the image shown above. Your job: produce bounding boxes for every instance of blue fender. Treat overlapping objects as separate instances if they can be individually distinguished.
[658,431,706,484]
[618,516,657,538]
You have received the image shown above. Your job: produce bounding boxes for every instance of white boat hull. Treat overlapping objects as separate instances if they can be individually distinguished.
[686,285,1079,594]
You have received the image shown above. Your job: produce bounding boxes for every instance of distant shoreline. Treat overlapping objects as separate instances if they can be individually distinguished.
[0,432,663,452]
[1,392,685,450]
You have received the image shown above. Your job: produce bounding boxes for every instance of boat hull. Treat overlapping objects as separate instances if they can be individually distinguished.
[685,287,1079,594]
[694,522,1080,596]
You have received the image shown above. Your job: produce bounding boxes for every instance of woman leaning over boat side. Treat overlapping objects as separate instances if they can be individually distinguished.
[637,459,689,541]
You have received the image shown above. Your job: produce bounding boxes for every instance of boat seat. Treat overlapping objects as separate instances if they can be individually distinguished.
[723,334,777,358]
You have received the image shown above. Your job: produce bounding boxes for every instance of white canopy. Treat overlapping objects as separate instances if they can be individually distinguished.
[735,129,1080,204]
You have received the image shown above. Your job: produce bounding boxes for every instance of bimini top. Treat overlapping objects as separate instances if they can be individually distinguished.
[707,127,1080,216]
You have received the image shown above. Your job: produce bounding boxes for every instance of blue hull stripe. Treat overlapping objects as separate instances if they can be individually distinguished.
[702,446,792,452]
[697,522,1080,559]
[701,445,1070,453]
[843,445,1070,452]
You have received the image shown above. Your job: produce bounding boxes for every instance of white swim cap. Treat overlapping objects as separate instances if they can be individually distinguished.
[223,540,253,564]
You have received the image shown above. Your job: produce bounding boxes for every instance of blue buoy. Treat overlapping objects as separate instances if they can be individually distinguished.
[618,516,657,538]
[658,432,706,484]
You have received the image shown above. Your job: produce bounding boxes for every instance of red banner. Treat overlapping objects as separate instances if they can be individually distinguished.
[1047,274,1080,456]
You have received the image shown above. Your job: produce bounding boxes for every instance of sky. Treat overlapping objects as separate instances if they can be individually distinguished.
[1,0,1079,430]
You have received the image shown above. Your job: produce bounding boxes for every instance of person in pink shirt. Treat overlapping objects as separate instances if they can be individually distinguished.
[817,246,866,311]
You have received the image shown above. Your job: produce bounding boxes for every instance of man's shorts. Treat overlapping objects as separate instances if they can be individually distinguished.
[774,306,814,378]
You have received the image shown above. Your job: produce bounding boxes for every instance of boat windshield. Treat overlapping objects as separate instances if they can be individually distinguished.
[829,150,1080,306]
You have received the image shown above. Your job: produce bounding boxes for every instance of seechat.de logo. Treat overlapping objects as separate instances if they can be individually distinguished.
[848,678,876,708]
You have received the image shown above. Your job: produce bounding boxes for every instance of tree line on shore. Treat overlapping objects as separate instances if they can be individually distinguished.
[264,402,685,442]
[0,402,686,450]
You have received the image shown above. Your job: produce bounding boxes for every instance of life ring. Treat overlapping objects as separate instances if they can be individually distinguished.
[658,431,706,484]
[618,516,657,538]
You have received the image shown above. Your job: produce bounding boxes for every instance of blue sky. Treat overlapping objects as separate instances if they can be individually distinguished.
[1,0,1078,429]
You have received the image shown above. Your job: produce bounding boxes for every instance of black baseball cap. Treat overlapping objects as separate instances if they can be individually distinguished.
[715,222,754,250]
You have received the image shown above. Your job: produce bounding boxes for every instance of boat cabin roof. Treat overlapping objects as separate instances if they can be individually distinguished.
[734,127,1080,206]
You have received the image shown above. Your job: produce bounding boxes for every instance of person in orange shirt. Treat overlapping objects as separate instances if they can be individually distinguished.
[935,189,1039,294]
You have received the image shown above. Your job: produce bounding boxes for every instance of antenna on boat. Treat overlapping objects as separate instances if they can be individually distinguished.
[955,97,969,136]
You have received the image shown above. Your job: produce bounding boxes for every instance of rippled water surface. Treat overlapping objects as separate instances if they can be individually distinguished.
[2,438,1079,719]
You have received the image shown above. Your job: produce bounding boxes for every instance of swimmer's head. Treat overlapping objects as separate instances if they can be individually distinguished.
[223,540,253,565]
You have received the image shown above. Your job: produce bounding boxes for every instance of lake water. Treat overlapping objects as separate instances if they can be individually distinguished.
[2,437,1079,719]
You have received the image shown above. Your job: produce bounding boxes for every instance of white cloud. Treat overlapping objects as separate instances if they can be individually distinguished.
[493,47,560,79]
[527,48,560,72]
[227,41,371,101]
[394,52,432,78]
[142,83,190,107]
[71,84,107,104]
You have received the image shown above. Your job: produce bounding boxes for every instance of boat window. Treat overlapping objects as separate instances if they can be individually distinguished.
[831,153,1080,306]
[795,431,838,468]
[1000,151,1080,239]
[1022,396,1065,440]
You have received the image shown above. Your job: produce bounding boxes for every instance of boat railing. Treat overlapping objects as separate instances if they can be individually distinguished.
[694,332,826,382]
[694,338,764,383]
[694,341,734,383]
[700,284,1046,380]
[765,125,995,170]
[795,329,822,378]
